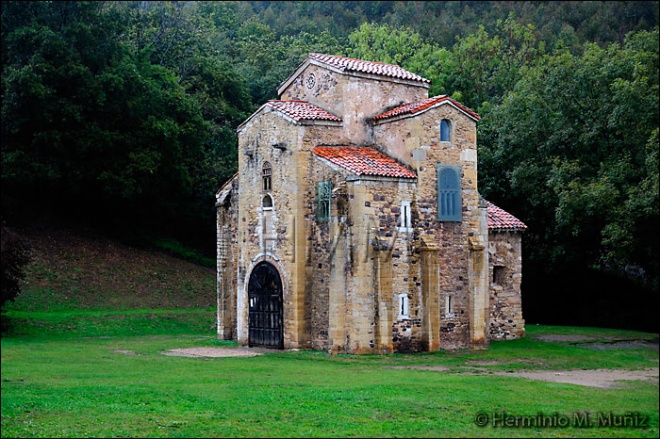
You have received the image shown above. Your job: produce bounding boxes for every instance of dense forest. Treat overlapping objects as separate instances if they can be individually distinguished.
[2,1,658,330]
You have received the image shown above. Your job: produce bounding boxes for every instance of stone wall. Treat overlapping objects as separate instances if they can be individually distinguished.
[280,64,428,145]
[488,231,525,340]
[345,177,418,353]
[216,176,238,340]
[373,103,489,350]
[234,108,354,349]
[218,56,519,354]
[306,159,349,351]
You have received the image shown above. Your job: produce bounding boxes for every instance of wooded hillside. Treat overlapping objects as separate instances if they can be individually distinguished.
[2,1,658,330]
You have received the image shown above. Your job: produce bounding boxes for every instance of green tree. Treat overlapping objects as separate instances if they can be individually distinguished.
[346,22,455,97]
[449,13,545,112]
[1,1,209,237]
[116,1,254,234]
[233,19,343,104]
[482,28,659,292]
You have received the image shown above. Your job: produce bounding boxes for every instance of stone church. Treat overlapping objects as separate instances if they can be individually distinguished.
[216,53,527,354]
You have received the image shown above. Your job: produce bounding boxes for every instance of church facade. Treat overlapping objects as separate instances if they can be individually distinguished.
[216,53,526,354]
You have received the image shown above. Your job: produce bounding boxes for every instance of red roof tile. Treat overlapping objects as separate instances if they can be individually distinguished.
[486,201,527,231]
[266,100,341,123]
[373,95,480,122]
[313,146,417,179]
[309,53,430,85]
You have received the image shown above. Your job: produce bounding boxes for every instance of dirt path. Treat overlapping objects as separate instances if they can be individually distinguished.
[388,364,659,388]
[161,346,270,358]
[484,368,659,389]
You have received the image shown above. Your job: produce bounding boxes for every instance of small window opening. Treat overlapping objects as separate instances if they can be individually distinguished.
[493,266,506,285]
[445,295,454,317]
[397,294,410,320]
[262,161,272,191]
[440,119,451,142]
[262,194,273,209]
[399,201,412,231]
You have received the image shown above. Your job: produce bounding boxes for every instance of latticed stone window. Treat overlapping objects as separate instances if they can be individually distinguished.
[315,181,332,222]
[262,161,272,191]
[306,73,316,89]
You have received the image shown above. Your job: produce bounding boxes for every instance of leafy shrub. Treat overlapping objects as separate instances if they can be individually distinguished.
[1,222,31,312]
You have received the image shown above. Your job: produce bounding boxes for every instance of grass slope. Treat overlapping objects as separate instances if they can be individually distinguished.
[3,227,217,336]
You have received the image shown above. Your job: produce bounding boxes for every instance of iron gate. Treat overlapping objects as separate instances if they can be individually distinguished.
[248,262,283,348]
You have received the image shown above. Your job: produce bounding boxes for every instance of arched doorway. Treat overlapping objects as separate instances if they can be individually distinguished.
[247,261,283,348]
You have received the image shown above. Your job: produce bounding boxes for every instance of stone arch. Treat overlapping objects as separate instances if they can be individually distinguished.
[246,260,284,348]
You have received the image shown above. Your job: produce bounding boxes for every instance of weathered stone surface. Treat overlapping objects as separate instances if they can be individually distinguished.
[488,231,526,340]
[217,54,525,354]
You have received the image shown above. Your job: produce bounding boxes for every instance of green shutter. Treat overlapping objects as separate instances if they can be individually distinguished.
[437,164,462,221]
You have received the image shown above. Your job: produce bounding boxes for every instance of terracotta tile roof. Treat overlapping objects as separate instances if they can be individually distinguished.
[313,146,417,179]
[266,100,341,123]
[309,53,430,85]
[372,95,481,122]
[486,201,527,231]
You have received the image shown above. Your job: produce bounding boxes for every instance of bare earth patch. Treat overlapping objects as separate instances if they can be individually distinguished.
[389,365,450,372]
[535,334,659,349]
[162,347,267,358]
[395,366,659,389]
[487,368,659,389]
[115,349,141,356]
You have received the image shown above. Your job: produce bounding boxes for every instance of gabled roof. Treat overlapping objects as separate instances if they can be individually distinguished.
[237,100,341,132]
[486,201,527,231]
[278,53,430,95]
[313,146,417,179]
[307,53,430,84]
[372,95,481,123]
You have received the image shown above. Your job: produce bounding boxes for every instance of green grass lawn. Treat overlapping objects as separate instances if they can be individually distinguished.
[1,318,658,438]
[2,230,657,437]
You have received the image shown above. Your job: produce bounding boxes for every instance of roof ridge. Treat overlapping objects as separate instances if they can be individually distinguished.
[485,200,527,231]
[372,95,480,122]
[307,53,430,84]
[313,145,416,179]
[310,53,402,66]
